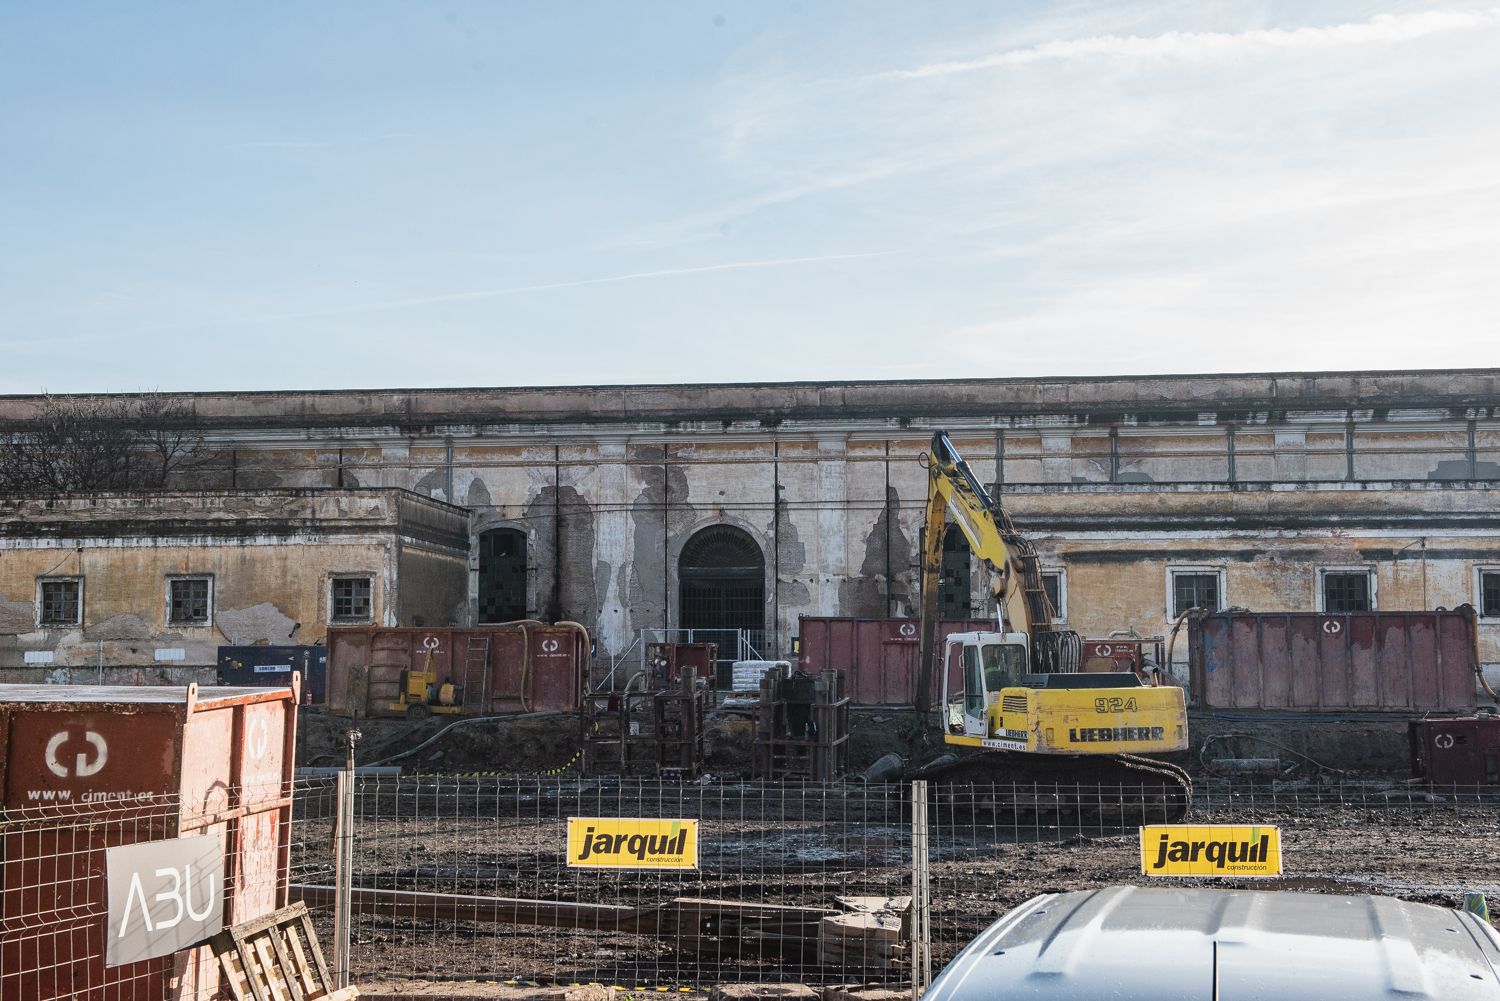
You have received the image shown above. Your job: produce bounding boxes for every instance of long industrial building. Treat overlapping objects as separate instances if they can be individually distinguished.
[1,369,1498,688]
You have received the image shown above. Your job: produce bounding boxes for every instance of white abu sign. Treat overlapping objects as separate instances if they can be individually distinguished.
[105,832,224,966]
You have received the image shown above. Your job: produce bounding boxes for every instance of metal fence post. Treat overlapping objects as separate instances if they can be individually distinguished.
[332,729,360,988]
[911,779,931,998]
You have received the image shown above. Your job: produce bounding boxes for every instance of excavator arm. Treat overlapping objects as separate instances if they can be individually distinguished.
[915,432,1076,713]
[910,432,1191,823]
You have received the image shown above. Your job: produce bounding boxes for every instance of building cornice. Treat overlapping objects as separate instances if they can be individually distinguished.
[1,369,1498,431]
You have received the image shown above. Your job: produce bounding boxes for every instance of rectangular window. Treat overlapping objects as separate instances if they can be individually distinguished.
[1321,569,1373,613]
[38,578,82,626]
[167,576,212,625]
[1479,569,1500,618]
[330,576,373,623]
[1040,570,1067,623]
[1168,569,1223,619]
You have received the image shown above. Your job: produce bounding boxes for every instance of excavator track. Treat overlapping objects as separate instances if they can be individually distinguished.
[915,750,1192,830]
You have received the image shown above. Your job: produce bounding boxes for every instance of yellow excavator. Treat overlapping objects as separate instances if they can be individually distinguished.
[914,431,1191,823]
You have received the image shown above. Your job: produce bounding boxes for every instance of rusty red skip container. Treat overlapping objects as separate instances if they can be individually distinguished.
[326,624,589,718]
[0,681,299,1001]
[1188,609,1479,712]
[797,616,995,705]
[1409,715,1500,785]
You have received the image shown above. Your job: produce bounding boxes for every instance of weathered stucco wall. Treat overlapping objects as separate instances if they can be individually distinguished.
[0,489,468,674]
[3,371,1499,694]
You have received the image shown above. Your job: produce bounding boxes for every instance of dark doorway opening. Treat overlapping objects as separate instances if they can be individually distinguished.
[679,525,766,642]
[478,528,527,623]
[939,524,972,618]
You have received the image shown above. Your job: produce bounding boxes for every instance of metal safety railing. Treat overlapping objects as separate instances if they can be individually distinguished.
[599,629,774,692]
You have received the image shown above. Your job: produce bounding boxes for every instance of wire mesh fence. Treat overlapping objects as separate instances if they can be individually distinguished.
[290,776,915,988]
[0,781,294,1001]
[5,774,1498,997]
[922,778,1500,980]
[287,774,1500,991]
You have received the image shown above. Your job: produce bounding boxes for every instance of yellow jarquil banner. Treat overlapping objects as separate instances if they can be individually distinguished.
[1140,824,1282,877]
[567,817,699,869]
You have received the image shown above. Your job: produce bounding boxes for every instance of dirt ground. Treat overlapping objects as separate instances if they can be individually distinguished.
[291,778,1500,991]
[300,706,963,778]
[298,704,1416,779]
[294,704,1489,991]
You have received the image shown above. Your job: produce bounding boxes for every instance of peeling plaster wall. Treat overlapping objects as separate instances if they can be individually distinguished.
[0,489,467,672]
[523,482,597,625]
[4,373,1500,687]
[630,444,698,639]
[839,440,898,619]
[0,538,393,669]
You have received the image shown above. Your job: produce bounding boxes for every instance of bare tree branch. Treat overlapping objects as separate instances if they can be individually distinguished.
[0,392,205,493]
[133,391,205,487]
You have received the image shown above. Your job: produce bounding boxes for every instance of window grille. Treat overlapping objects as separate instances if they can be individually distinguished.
[168,577,211,625]
[331,577,373,623]
[39,578,81,626]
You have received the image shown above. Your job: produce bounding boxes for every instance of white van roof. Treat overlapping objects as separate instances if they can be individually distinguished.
[925,886,1500,1001]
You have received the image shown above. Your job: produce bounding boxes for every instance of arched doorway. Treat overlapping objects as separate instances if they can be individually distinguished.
[679,525,766,645]
[939,524,972,618]
[477,527,528,623]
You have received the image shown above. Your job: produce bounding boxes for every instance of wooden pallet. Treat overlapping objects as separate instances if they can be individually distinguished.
[210,902,358,1001]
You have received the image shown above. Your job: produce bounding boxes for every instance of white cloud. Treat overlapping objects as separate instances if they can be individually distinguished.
[879,8,1500,80]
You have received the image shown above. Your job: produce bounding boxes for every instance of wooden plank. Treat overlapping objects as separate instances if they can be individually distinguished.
[211,903,353,1001]
[291,884,659,931]
[231,926,275,1001]
[298,910,336,990]
[835,895,911,914]
[231,901,313,940]
[287,884,844,960]
[212,932,253,1001]
[284,922,319,997]
[266,924,307,1001]
[254,936,289,1001]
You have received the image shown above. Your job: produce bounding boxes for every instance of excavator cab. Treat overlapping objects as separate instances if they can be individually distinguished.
[943,631,1028,739]
[941,629,1188,755]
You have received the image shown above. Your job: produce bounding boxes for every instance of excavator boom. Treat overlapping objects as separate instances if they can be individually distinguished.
[916,432,1075,712]
[912,431,1191,826]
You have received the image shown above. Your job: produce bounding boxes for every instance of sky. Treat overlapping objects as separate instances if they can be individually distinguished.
[2,2,1499,394]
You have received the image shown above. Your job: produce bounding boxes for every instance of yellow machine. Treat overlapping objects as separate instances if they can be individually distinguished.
[389,655,464,719]
[915,432,1191,821]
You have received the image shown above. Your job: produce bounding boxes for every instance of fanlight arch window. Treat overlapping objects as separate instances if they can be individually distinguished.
[678,525,766,636]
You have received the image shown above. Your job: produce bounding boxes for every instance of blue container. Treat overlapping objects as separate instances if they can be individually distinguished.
[217,645,327,703]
